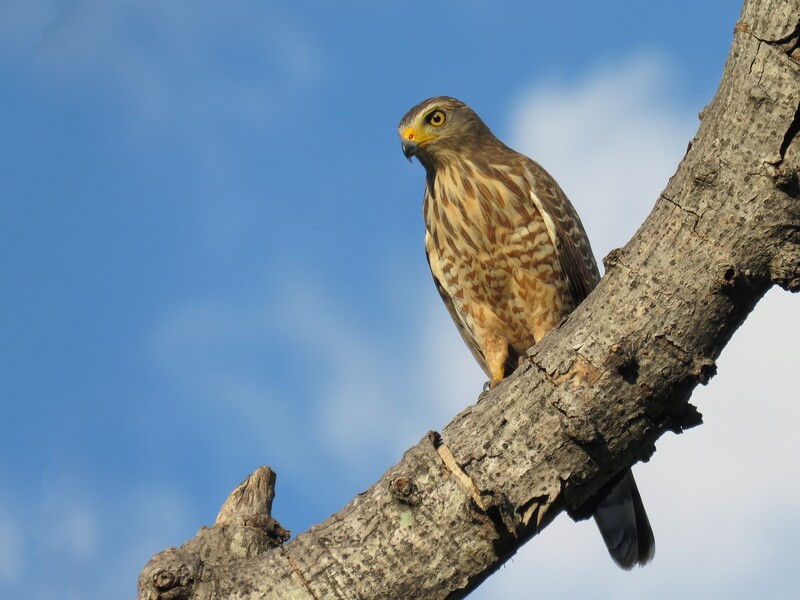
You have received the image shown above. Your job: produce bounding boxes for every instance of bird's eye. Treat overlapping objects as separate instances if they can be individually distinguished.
[427,110,446,127]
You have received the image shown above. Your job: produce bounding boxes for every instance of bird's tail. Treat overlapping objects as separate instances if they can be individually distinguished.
[592,469,655,569]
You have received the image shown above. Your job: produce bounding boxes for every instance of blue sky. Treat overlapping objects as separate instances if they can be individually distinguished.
[1,1,797,599]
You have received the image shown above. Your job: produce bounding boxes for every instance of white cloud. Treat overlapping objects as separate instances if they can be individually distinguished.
[43,503,100,562]
[415,300,489,428]
[0,0,56,55]
[150,273,485,473]
[468,55,800,599]
[0,449,195,599]
[0,507,21,583]
[32,1,322,132]
[507,53,696,263]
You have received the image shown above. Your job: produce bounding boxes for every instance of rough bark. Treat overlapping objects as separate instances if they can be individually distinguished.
[138,0,800,598]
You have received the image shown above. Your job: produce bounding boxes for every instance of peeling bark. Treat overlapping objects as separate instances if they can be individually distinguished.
[138,0,800,598]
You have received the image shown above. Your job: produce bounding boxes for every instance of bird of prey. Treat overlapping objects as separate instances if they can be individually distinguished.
[398,96,655,569]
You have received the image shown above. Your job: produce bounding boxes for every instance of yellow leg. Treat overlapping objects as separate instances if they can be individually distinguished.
[484,333,509,388]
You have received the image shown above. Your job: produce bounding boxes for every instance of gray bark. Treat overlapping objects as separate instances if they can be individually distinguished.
[138,0,800,598]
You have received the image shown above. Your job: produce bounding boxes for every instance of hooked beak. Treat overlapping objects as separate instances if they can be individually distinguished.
[401,138,418,161]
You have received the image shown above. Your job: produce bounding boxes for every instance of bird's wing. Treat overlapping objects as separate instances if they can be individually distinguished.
[425,236,492,377]
[525,159,601,306]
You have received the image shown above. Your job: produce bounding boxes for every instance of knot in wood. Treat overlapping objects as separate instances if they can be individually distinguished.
[242,514,291,544]
[602,247,626,270]
[153,569,175,591]
[608,343,639,384]
[138,547,199,600]
[717,265,754,300]
[390,476,419,505]
[150,563,192,600]
[721,266,739,286]
[770,164,799,197]
[692,358,717,385]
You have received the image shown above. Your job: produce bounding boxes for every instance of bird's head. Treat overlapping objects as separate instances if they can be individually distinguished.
[397,96,494,168]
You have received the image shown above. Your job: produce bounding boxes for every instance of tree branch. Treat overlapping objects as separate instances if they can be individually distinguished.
[138,0,800,597]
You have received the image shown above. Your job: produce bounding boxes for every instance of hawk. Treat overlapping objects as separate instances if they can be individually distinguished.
[398,96,655,569]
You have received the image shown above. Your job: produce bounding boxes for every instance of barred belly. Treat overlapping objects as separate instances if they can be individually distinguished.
[425,164,570,359]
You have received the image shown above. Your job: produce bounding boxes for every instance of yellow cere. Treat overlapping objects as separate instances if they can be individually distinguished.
[402,125,436,145]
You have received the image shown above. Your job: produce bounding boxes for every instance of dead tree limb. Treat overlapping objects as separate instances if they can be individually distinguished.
[138,0,799,598]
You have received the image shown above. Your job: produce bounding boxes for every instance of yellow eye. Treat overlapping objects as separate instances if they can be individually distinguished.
[427,110,446,127]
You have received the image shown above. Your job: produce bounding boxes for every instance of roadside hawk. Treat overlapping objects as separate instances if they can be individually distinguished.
[398,96,655,569]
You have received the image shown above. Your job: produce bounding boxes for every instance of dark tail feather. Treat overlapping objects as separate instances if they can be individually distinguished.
[593,469,655,569]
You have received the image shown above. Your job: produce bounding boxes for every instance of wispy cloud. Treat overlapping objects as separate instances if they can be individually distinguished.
[0,506,21,583]
[29,1,322,136]
[0,456,195,599]
[0,0,55,56]
[507,52,696,262]
[41,502,100,562]
[150,271,485,474]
